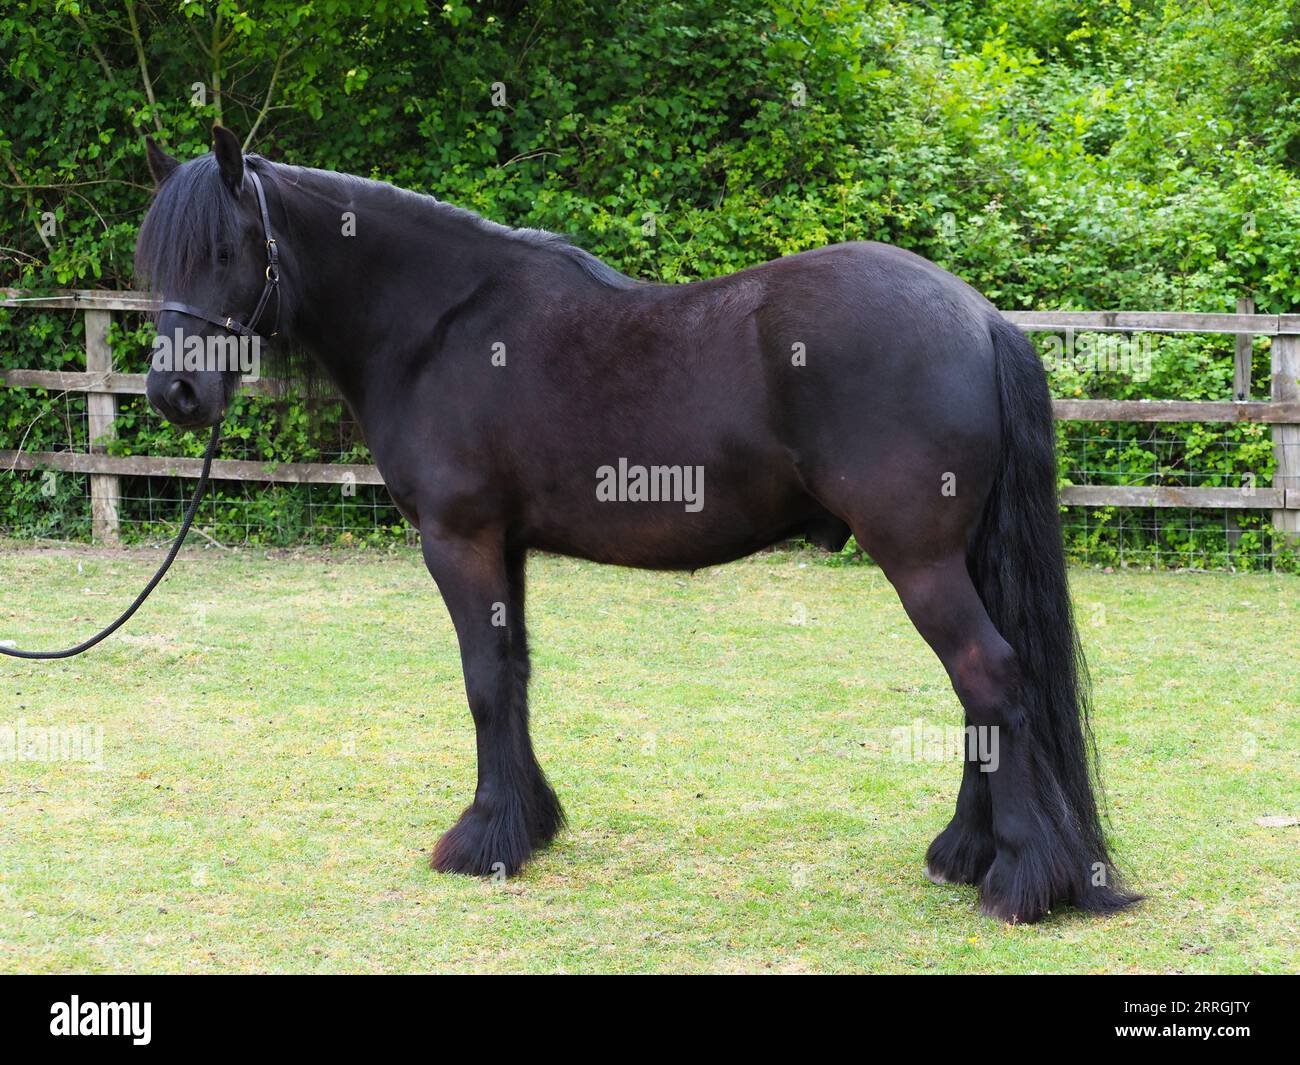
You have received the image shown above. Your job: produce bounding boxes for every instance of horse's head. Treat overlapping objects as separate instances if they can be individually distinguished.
[138,125,279,428]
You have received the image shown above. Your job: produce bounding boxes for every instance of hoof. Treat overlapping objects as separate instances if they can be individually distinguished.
[924,863,959,886]
[431,776,566,878]
[430,803,531,878]
[924,821,995,887]
[978,847,1142,924]
[978,853,1053,924]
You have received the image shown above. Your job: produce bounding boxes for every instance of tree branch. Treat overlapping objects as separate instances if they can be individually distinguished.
[124,0,164,131]
[1,156,53,252]
[211,10,225,124]
[70,12,118,85]
[243,43,292,150]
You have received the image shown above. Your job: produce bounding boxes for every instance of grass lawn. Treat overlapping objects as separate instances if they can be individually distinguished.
[0,543,1295,973]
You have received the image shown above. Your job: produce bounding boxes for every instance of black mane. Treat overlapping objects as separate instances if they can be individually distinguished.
[137,153,638,296]
[272,161,641,290]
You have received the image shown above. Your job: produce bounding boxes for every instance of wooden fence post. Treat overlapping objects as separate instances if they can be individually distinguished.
[1228,297,1258,559]
[1273,328,1300,544]
[1234,297,1255,400]
[84,308,120,542]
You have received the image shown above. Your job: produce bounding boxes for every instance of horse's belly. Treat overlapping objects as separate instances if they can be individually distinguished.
[521,471,823,570]
[529,519,795,570]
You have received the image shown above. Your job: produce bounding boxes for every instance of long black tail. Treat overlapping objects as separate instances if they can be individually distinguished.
[971,315,1138,914]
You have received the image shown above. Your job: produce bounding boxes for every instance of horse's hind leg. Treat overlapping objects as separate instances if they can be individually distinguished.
[874,556,1005,889]
[794,463,998,888]
[924,735,995,886]
[421,524,563,877]
[874,551,1120,922]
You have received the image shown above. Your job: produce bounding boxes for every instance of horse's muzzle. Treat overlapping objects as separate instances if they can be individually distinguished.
[146,372,223,428]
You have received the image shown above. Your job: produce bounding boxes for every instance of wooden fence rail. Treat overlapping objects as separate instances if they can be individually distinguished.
[2,289,1299,542]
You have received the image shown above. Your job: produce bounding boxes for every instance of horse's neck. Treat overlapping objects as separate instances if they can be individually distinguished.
[276,166,505,402]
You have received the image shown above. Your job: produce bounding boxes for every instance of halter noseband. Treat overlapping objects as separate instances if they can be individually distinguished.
[159,161,280,340]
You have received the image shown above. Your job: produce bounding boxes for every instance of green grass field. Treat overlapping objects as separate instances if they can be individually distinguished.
[0,544,1295,973]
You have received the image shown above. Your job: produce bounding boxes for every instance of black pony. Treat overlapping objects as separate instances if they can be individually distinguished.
[137,126,1137,923]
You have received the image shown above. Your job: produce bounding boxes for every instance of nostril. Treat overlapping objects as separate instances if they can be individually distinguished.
[167,379,198,417]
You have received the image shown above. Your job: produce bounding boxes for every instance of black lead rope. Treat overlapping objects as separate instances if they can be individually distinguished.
[0,423,221,661]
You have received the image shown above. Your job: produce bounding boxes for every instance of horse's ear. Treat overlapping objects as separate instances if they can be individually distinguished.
[144,135,179,185]
[211,124,244,195]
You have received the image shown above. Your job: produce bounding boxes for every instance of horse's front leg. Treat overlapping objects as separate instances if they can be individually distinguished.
[421,525,563,877]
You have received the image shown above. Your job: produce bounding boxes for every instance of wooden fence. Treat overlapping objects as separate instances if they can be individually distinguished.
[2,289,1299,542]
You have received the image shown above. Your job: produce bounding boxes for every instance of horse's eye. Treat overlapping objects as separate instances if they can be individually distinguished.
[216,246,231,265]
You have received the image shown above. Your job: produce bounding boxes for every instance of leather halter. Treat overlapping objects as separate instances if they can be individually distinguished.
[159,161,280,339]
